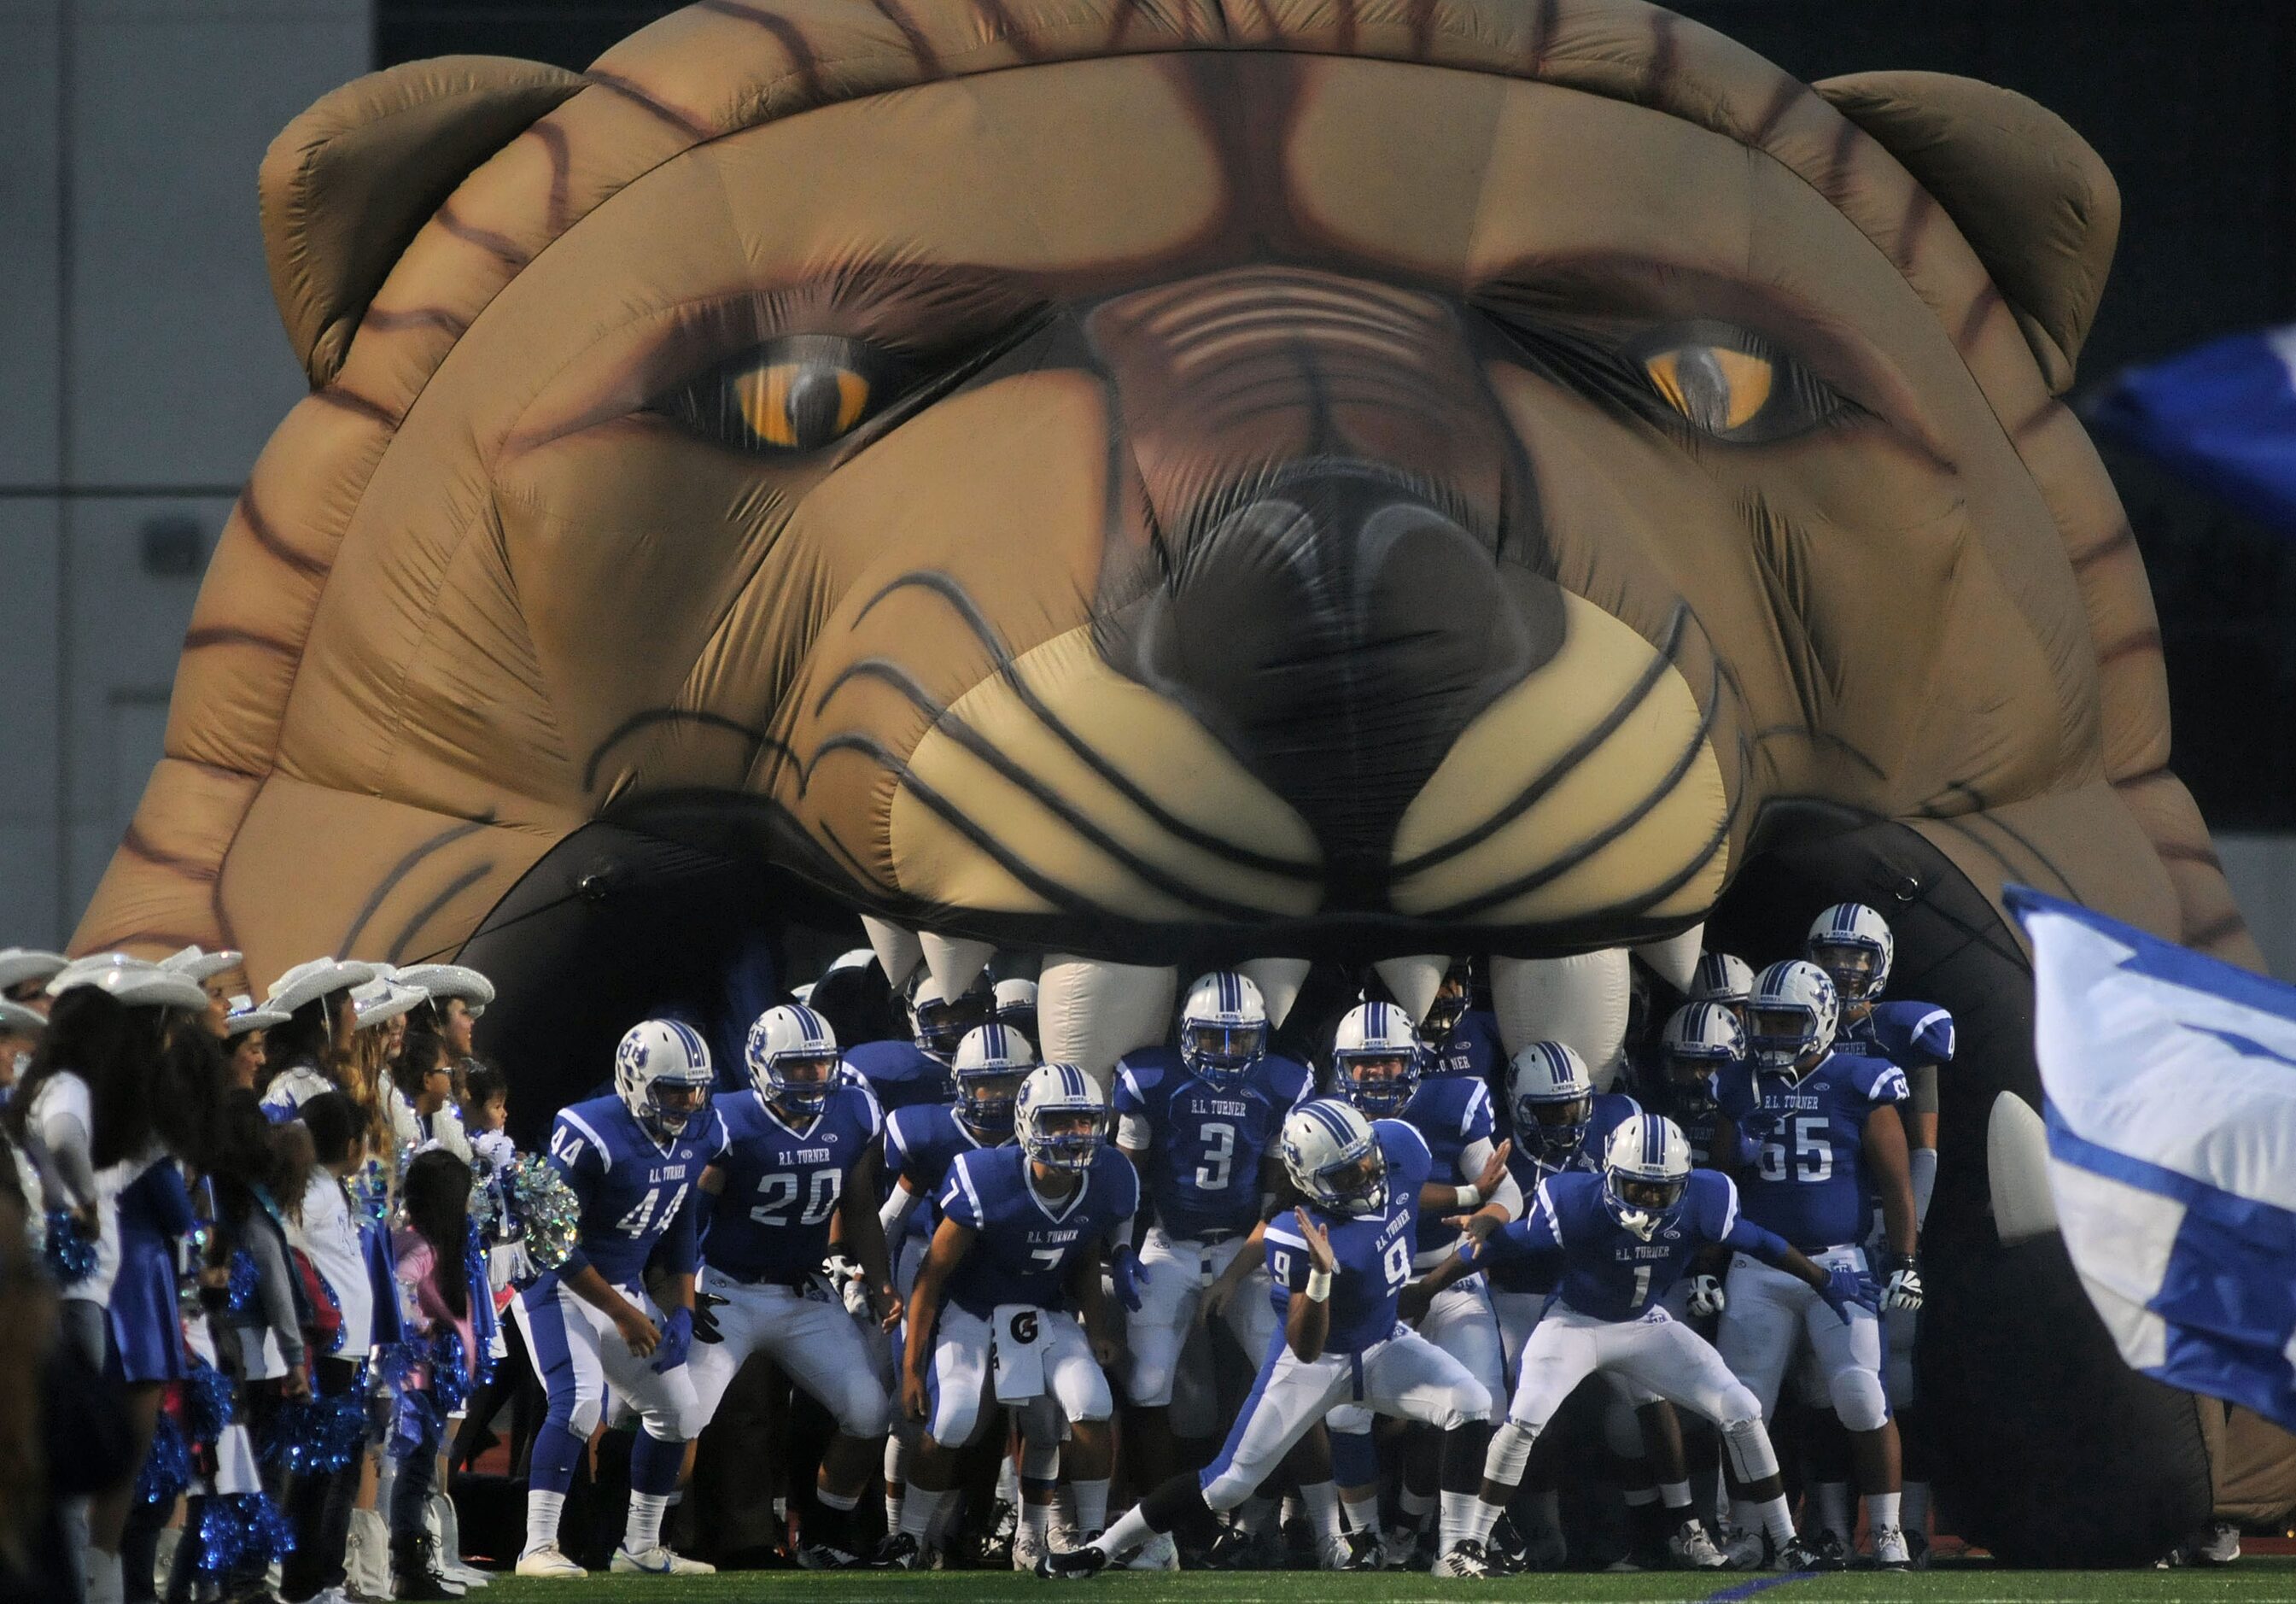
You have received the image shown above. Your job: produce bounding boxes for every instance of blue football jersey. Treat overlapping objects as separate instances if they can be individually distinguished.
[1627,1052,1726,1168]
[1481,1169,1745,1322]
[1261,1121,1433,1354]
[545,1095,727,1286]
[1398,1074,1499,1267]
[1426,1009,1504,1084]
[885,1102,1002,1241]
[1714,1050,1909,1250]
[1488,1090,1639,1296]
[844,1039,952,1115]
[1113,1046,1312,1242]
[1847,1001,1955,1071]
[938,1144,1139,1319]
[704,1085,880,1285]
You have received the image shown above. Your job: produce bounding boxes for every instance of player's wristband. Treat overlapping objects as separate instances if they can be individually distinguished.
[1454,1184,1482,1209]
[1306,1267,1333,1303]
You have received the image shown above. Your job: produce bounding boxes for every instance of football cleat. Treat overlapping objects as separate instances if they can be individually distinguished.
[796,1538,865,1571]
[1871,1525,1912,1571]
[1906,1529,1932,1572]
[1010,1524,1046,1573]
[1766,1533,1833,1572]
[1036,1542,1110,1580]
[512,1544,587,1579]
[1376,1523,1422,1572]
[610,1543,715,1575]
[1205,1521,1277,1571]
[1670,1520,1730,1570]
[1434,1539,1498,1578]
[1317,1531,1378,1571]
[1720,1525,1767,1570]
[1123,1532,1180,1571]
[871,1532,926,1571]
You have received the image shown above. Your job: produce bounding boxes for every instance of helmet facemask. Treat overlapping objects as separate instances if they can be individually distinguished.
[1602,1168,1686,1240]
[638,1075,710,1141]
[1312,1142,1390,1217]
[1337,1050,1418,1117]
[1749,1002,1823,1073]
[762,1048,839,1117]
[912,988,994,1061]
[1021,1103,1111,1172]
[955,1066,1025,1139]
[1808,938,1884,1006]
[1516,1092,1592,1162]
[1182,1019,1265,1089]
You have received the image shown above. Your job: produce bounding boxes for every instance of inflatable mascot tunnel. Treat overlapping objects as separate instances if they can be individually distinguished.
[77,0,2280,1563]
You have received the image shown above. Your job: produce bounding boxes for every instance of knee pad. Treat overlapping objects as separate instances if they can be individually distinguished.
[1329,1423,1381,1487]
[1126,1354,1177,1410]
[1720,1413,1779,1484]
[1828,1367,1890,1434]
[839,1378,892,1440]
[551,1391,602,1441]
[929,1392,981,1451]
[1444,1376,1494,1431]
[1487,1419,1539,1487]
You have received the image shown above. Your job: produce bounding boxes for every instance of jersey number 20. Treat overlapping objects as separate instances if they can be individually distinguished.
[751,1170,841,1226]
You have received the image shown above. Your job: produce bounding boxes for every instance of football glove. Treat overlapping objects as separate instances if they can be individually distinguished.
[1111,1245,1150,1314]
[692,1291,727,1344]
[1687,1273,1726,1317]
[1883,1257,1925,1312]
[651,1306,694,1373]
[1818,1266,1881,1325]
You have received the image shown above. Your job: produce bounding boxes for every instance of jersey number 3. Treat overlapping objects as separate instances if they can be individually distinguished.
[1195,1122,1236,1191]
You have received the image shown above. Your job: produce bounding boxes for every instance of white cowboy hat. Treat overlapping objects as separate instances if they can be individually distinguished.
[47,955,210,1012]
[265,957,383,1017]
[160,945,243,984]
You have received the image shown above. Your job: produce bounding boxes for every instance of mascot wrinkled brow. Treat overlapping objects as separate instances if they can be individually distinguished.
[79,0,2275,1563]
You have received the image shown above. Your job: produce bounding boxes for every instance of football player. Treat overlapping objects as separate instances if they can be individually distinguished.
[689,1005,895,1567]
[1487,1041,1689,1570]
[885,1064,1136,1569]
[513,1020,721,1579]
[1040,1099,1493,1578]
[1686,952,1756,1031]
[1423,1114,1862,1576]
[1420,960,1505,1089]
[876,1022,1034,1551]
[1710,960,1921,1570]
[845,971,994,1115]
[995,977,1041,1049]
[1329,1002,1515,1560]
[1112,972,1312,1560]
[1803,904,1953,1560]
[1637,1004,1744,1169]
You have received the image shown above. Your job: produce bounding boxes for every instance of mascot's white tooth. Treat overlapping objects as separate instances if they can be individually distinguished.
[1236,957,1312,1028]
[1632,925,1705,993]
[860,916,923,991]
[920,932,995,998]
[1989,1091,2060,1246]
[1038,956,1177,1087]
[1373,954,1450,1030]
[1493,950,1632,1090]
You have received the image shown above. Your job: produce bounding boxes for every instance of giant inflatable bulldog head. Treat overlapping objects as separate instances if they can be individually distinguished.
[80,0,2266,1560]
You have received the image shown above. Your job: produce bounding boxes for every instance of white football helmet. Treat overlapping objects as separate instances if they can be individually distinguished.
[1747,960,1839,1073]
[1279,1098,1389,1218]
[993,977,1039,1041]
[1014,1062,1110,1171]
[1659,1001,1743,1115]
[1687,951,1755,1009]
[1508,1041,1594,1163]
[1178,970,1269,1088]
[745,1004,841,1115]
[1806,903,1895,1004]
[1602,1114,1692,1240]
[1331,1000,1422,1116]
[952,1022,1034,1139]
[615,1018,716,1139]
[908,971,996,1062]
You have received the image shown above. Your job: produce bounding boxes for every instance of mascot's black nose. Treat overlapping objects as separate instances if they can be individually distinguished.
[1102,461,1557,904]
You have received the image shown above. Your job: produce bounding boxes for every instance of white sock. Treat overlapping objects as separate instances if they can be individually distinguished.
[1342,1494,1379,1534]
[1439,1490,1481,1550]
[1902,1481,1931,1539]
[1660,1480,1694,1513]
[1072,1479,1109,1537]
[1739,1495,1796,1549]
[898,1485,945,1545]
[1298,1482,1343,1546]
[1398,1485,1434,1530]
[1240,1496,1277,1537]
[1460,1497,1503,1548]
[1865,1490,1902,1534]
[818,1485,860,1514]
[1093,1502,1157,1559]
[524,1490,566,1554]
[624,1491,669,1554]
[1815,1480,1853,1545]
[1025,1500,1054,1543]
[84,1548,123,1604]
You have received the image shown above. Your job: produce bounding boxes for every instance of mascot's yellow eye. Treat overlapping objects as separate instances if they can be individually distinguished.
[1644,344,1774,434]
[660,334,895,456]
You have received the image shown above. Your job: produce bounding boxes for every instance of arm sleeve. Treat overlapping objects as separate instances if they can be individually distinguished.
[879,1181,920,1241]
[1470,1183,1565,1268]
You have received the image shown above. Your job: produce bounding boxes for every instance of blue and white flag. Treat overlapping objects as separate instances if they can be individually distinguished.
[2087,325,2296,537]
[2007,887,2296,1431]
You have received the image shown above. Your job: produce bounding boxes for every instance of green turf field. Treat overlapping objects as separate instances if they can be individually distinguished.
[454,1558,2296,1602]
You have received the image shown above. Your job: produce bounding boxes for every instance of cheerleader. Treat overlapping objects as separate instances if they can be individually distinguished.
[257,959,376,1121]
[389,1151,492,1600]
